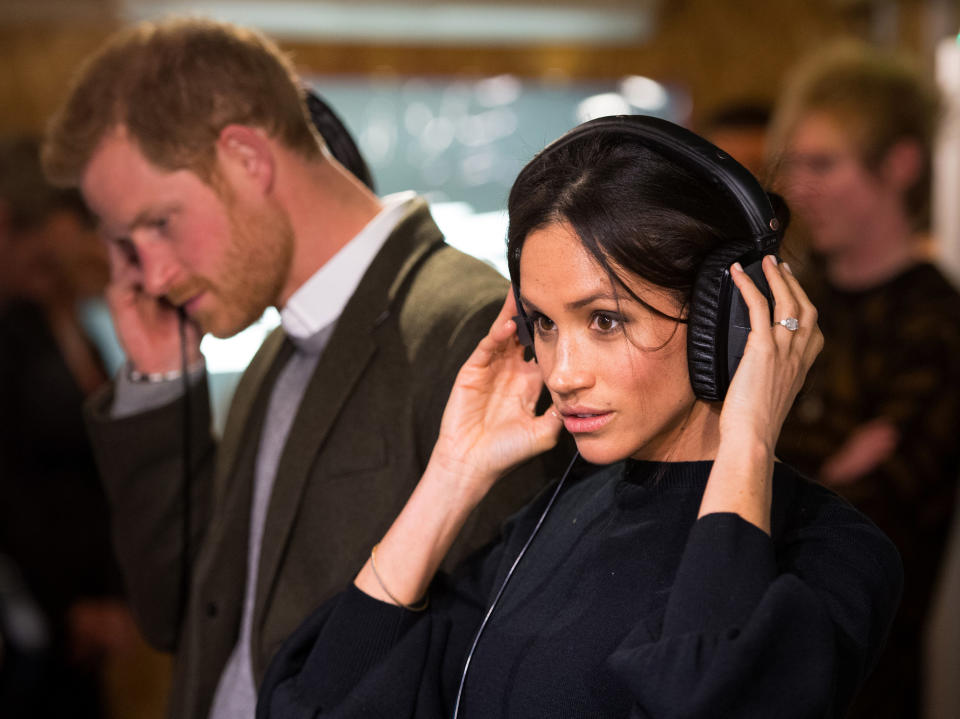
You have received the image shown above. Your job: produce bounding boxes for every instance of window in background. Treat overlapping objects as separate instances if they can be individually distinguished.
[306,73,686,273]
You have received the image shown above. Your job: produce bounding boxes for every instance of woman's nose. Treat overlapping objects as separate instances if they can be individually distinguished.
[543,336,595,397]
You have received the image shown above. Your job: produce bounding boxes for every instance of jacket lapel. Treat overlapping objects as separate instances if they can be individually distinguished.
[253,199,445,619]
[212,327,290,507]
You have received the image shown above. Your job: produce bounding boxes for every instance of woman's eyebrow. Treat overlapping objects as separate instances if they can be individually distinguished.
[519,291,623,315]
[518,294,541,314]
[565,291,621,310]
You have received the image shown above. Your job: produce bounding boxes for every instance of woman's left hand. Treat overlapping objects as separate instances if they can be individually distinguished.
[698,256,822,533]
[721,256,823,455]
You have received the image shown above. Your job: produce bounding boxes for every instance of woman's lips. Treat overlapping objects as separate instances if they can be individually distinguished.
[560,410,613,434]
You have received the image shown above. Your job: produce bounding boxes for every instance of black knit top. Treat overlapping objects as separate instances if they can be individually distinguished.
[259,459,902,719]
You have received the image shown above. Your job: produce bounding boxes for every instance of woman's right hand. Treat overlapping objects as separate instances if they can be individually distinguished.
[354,292,562,608]
[428,291,563,504]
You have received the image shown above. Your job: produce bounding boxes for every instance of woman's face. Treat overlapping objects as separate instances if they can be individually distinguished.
[518,222,718,465]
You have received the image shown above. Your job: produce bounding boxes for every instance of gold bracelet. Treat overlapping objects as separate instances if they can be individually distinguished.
[369,543,429,611]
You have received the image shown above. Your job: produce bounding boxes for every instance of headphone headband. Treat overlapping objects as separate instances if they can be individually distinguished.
[513,114,781,401]
[537,115,779,252]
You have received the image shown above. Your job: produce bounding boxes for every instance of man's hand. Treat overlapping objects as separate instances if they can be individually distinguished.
[820,418,899,486]
[105,242,202,374]
[67,598,140,666]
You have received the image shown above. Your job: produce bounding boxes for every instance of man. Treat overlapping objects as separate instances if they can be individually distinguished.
[42,18,552,719]
[770,41,960,719]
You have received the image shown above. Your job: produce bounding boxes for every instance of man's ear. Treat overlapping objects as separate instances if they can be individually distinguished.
[216,125,275,194]
[881,138,924,194]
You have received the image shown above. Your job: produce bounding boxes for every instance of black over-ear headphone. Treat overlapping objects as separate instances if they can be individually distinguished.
[511,114,782,402]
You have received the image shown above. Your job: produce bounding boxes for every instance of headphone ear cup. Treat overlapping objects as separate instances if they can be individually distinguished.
[687,243,755,402]
[511,283,537,362]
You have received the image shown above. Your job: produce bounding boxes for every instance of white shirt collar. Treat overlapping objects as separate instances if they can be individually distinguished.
[280,191,417,339]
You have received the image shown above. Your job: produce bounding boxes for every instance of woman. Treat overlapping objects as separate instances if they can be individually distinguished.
[258,117,902,718]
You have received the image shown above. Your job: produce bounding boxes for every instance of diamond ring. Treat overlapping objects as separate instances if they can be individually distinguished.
[776,317,799,331]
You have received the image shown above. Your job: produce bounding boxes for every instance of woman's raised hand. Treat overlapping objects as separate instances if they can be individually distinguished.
[429,292,563,504]
[352,293,562,609]
[698,255,822,534]
[722,255,823,455]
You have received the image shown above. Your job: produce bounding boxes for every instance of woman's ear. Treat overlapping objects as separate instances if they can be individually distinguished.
[215,125,275,195]
[880,138,923,195]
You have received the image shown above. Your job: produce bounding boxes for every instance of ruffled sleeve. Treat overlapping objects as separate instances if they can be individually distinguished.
[608,496,902,718]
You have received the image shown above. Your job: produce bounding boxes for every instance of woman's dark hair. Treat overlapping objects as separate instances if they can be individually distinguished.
[507,127,762,322]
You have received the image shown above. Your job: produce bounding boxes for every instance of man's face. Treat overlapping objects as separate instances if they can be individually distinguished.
[81,127,293,338]
[779,112,889,257]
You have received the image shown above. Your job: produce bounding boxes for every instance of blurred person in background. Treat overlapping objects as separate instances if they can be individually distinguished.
[0,137,142,718]
[701,100,772,183]
[770,41,960,719]
[40,18,554,719]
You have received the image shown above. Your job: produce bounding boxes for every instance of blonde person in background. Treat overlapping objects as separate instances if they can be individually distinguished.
[770,41,960,719]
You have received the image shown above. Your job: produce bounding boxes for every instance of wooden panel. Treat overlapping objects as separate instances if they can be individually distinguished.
[0,22,117,135]
[0,0,938,136]
[282,0,847,124]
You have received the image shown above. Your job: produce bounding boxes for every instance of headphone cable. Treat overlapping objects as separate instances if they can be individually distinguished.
[177,309,193,625]
[451,450,580,719]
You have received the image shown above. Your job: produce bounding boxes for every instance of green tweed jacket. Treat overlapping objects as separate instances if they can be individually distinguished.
[86,200,555,719]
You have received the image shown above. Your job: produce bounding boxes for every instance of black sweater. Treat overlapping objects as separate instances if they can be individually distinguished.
[259,460,902,719]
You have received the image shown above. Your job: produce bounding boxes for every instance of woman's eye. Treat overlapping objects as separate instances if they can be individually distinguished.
[591,311,621,332]
[533,315,556,334]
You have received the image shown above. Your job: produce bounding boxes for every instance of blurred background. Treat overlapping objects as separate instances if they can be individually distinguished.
[6,0,960,409]
[2,1,960,717]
